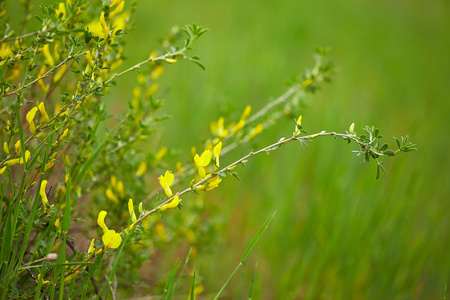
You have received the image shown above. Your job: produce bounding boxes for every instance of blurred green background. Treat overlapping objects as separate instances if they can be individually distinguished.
[122,0,449,298]
[110,0,450,298]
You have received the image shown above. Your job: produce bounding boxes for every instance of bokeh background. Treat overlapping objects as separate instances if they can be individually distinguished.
[111,0,450,299]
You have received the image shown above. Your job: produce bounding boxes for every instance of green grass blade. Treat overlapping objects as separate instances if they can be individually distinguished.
[175,247,192,291]
[189,271,196,300]
[248,262,258,300]
[161,259,180,300]
[241,211,277,262]
[214,211,277,300]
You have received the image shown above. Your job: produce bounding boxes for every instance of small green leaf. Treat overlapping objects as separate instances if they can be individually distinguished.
[383,150,395,156]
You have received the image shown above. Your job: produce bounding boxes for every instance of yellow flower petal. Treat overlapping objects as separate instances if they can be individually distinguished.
[15,140,21,155]
[38,102,50,123]
[59,128,68,141]
[158,170,174,197]
[232,119,245,135]
[26,107,38,134]
[3,141,9,154]
[136,161,147,177]
[240,105,251,121]
[150,65,164,80]
[87,238,95,253]
[213,142,222,167]
[97,211,109,233]
[102,229,122,249]
[105,188,118,203]
[198,150,211,167]
[40,180,49,207]
[206,176,222,191]
[55,2,66,20]
[164,170,174,185]
[128,199,137,222]
[160,195,180,211]
[248,124,263,139]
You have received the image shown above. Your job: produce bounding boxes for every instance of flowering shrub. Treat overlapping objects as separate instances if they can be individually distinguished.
[0,0,416,298]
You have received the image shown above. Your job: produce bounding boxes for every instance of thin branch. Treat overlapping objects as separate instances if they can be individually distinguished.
[1,52,84,98]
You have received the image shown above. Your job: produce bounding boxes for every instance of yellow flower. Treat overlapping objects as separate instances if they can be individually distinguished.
[59,128,68,141]
[15,140,21,155]
[213,142,222,167]
[349,123,355,134]
[195,175,222,192]
[165,58,177,64]
[97,210,109,233]
[42,44,54,66]
[55,2,66,20]
[6,158,20,166]
[210,117,229,138]
[26,107,38,134]
[99,12,109,38]
[116,181,125,198]
[150,65,164,80]
[0,166,6,175]
[155,146,167,160]
[248,124,263,139]
[3,141,9,154]
[110,58,123,71]
[128,199,137,222]
[40,180,49,207]
[54,218,60,229]
[240,105,251,121]
[302,78,313,87]
[109,0,124,18]
[38,102,50,123]
[160,195,180,211]
[135,161,147,177]
[64,271,80,283]
[44,160,55,172]
[111,11,128,33]
[194,150,211,178]
[37,66,48,92]
[146,83,159,97]
[105,188,118,203]
[110,175,117,189]
[206,176,222,191]
[231,119,245,136]
[21,150,31,164]
[53,64,67,82]
[85,51,94,67]
[102,230,122,249]
[87,238,95,254]
[294,115,302,136]
[158,170,174,197]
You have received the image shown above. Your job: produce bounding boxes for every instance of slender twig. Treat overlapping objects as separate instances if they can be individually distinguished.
[0,29,52,43]
[2,52,84,98]
[137,130,372,228]
[246,84,302,125]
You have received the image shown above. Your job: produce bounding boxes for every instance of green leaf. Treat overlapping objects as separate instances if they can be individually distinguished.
[248,262,258,300]
[394,137,401,149]
[189,271,196,300]
[383,150,395,156]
